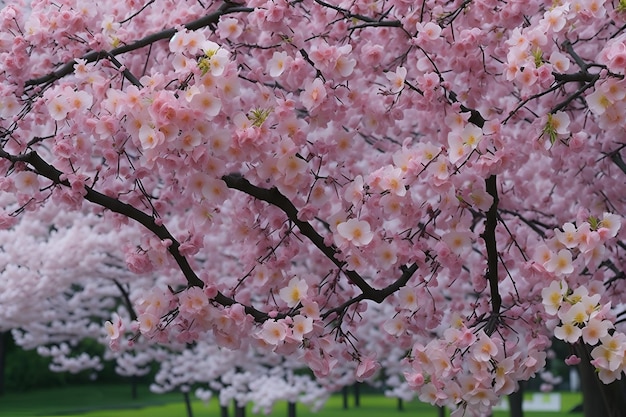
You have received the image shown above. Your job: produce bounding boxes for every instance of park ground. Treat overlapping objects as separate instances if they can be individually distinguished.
[0,384,583,417]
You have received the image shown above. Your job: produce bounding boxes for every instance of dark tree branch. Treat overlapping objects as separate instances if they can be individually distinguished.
[445,90,503,334]
[0,149,273,322]
[321,263,419,319]
[222,173,373,294]
[222,173,419,303]
[113,279,138,321]
[119,0,157,24]
[609,149,626,176]
[313,0,400,26]
[482,175,501,335]
[24,3,254,88]
[553,71,598,83]
[499,209,551,238]
[448,91,485,128]
[562,40,589,72]
[105,52,143,88]
[24,151,205,287]
[349,21,403,30]
[550,73,600,114]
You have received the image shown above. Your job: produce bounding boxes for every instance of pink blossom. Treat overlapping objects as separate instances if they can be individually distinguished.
[582,317,612,345]
[259,320,289,345]
[404,371,425,388]
[540,6,568,33]
[355,355,380,382]
[189,91,221,117]
[278,277,309,307]
[600,212,621,238]
[416,21,442,41]
[301,78,326,112]
[291,315,313,341]
[104,313,123,342]
[336,218,374,247]
[565,355,581,366]
[441,231,473,256]
[179,287,208,316]
[343,175,365,205]
[267,51,290,78]
[386,66,406,93]
[13,171,40,194]
[217,17,242,40]
[549,51,570,72]
[554,322,582,344]
[472,331,498,362]
[383,316,406,336]
[545,249,574,275]
[138,312,159,334]
[555,222,578,248]
[46,94,70,121]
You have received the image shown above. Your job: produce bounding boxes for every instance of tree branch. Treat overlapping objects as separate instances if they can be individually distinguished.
[24,3,254,88]
[313,0,400,26]
[222,174,374,294]
[550,73,600,114]
[113,279,138,321]
[321,263,419,319]
[482,174,501,335]
[23,151,205,287]
[0,149,273,322]
[608,149,626,176]
[222,174,419,303]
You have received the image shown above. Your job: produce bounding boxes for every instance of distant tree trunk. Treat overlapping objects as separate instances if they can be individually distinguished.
[342,386,348,409]
[397,398,404,411]
[508,382,524,417]
[576,343,626,417]
[234,402,246,417]
[0,331,6,397]
[438,406,445,417]
[220,405,229,417]
[287,401,296,417]
[183,391,194,417]
[353,382,361,407]
[130,375,138,399]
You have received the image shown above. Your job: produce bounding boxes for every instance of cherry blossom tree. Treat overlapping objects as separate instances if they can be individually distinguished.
[0,199,330,412]
[1,0,626,416]
[151,342,330,416]
[0,201,164,395]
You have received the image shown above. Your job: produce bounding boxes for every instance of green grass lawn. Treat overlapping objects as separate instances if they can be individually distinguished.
[0,384,582,417]
[0,384,180,416]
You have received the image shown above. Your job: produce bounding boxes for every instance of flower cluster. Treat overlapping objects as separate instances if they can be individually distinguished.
[534,213,621,275]
[542,280,626,383]
[587,77,626,132]
[5,0,626,412]
[403,327,548,417]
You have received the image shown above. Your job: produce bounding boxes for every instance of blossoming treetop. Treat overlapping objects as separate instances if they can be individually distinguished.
[1,0,626,415]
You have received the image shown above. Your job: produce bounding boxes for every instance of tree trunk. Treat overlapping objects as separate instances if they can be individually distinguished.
[220,405,229,417]
[287,401,296,417]
[342,386,348,409]
[183,391,194,417]
[438,406,445,417]
[576,343,626,417]
[234,402,246,417]
[353,382,360,407]
[397,397,404,411]
[130,375,138,399]
[0,332,6,397]
[508,382,524,417]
